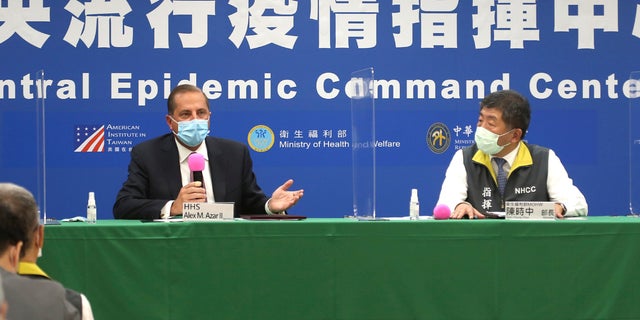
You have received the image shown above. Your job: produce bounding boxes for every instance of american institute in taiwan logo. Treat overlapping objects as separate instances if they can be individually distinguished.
[247,125,275,152]
[74,125,105,152]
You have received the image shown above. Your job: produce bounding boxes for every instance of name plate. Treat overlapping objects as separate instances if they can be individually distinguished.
[183,202,234,221]
[505,201,556,220]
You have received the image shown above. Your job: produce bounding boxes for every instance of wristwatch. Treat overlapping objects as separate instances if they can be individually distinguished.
[558,203,567,216]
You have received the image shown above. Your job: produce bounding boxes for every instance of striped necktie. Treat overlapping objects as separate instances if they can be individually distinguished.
[493,157,508,194]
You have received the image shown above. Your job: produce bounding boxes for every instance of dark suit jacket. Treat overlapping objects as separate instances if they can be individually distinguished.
[113,134,269,219]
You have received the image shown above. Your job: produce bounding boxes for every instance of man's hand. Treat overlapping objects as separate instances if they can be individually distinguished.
[170,181,206,216]
[554,203,566,219]
[450,202,486,219]
[268,179,304,213]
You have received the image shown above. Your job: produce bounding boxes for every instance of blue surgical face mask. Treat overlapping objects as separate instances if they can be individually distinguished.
[474,126,513,155]
[170,117,210,147]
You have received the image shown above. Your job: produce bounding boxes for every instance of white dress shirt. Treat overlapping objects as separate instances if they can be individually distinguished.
[437,143,588,216]
[160,140,215,219]
[176,142,215,202]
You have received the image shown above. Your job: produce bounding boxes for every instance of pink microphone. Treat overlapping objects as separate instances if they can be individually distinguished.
[433,204,451,220]
[187,153,205,186]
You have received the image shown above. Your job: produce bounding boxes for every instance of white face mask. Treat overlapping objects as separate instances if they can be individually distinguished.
[474,126,513,155]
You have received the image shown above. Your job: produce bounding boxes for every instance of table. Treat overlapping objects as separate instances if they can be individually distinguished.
[39,217,640,320]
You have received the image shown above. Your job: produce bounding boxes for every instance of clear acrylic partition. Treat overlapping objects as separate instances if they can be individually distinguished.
[349,67,376,219]
[629,71,640,215]
[35,70,48,223]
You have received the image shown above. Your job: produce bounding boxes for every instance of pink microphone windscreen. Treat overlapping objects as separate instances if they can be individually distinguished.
[433,204,451,220]
[187,153,205,171]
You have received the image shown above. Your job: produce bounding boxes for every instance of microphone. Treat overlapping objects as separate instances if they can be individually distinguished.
[187,153,205,186]
[433,204,451,220]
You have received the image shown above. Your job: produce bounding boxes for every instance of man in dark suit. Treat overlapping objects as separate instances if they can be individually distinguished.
[0,183,80,320]
[113,84,304,220]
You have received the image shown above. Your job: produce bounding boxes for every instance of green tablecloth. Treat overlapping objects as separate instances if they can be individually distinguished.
[39,217,640,320]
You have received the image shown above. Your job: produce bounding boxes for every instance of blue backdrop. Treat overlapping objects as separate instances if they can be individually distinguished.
[0,1,636,219]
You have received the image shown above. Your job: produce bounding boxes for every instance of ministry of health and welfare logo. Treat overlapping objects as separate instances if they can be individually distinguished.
[247,125,275,152]
[75,125,105,152]
[426,122,451,154]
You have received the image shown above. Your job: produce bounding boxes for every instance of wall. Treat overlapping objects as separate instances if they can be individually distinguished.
[0,1,636,219]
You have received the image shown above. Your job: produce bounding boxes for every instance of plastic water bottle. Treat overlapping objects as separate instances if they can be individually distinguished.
[87,192,97,224]
[409,189,420,220]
